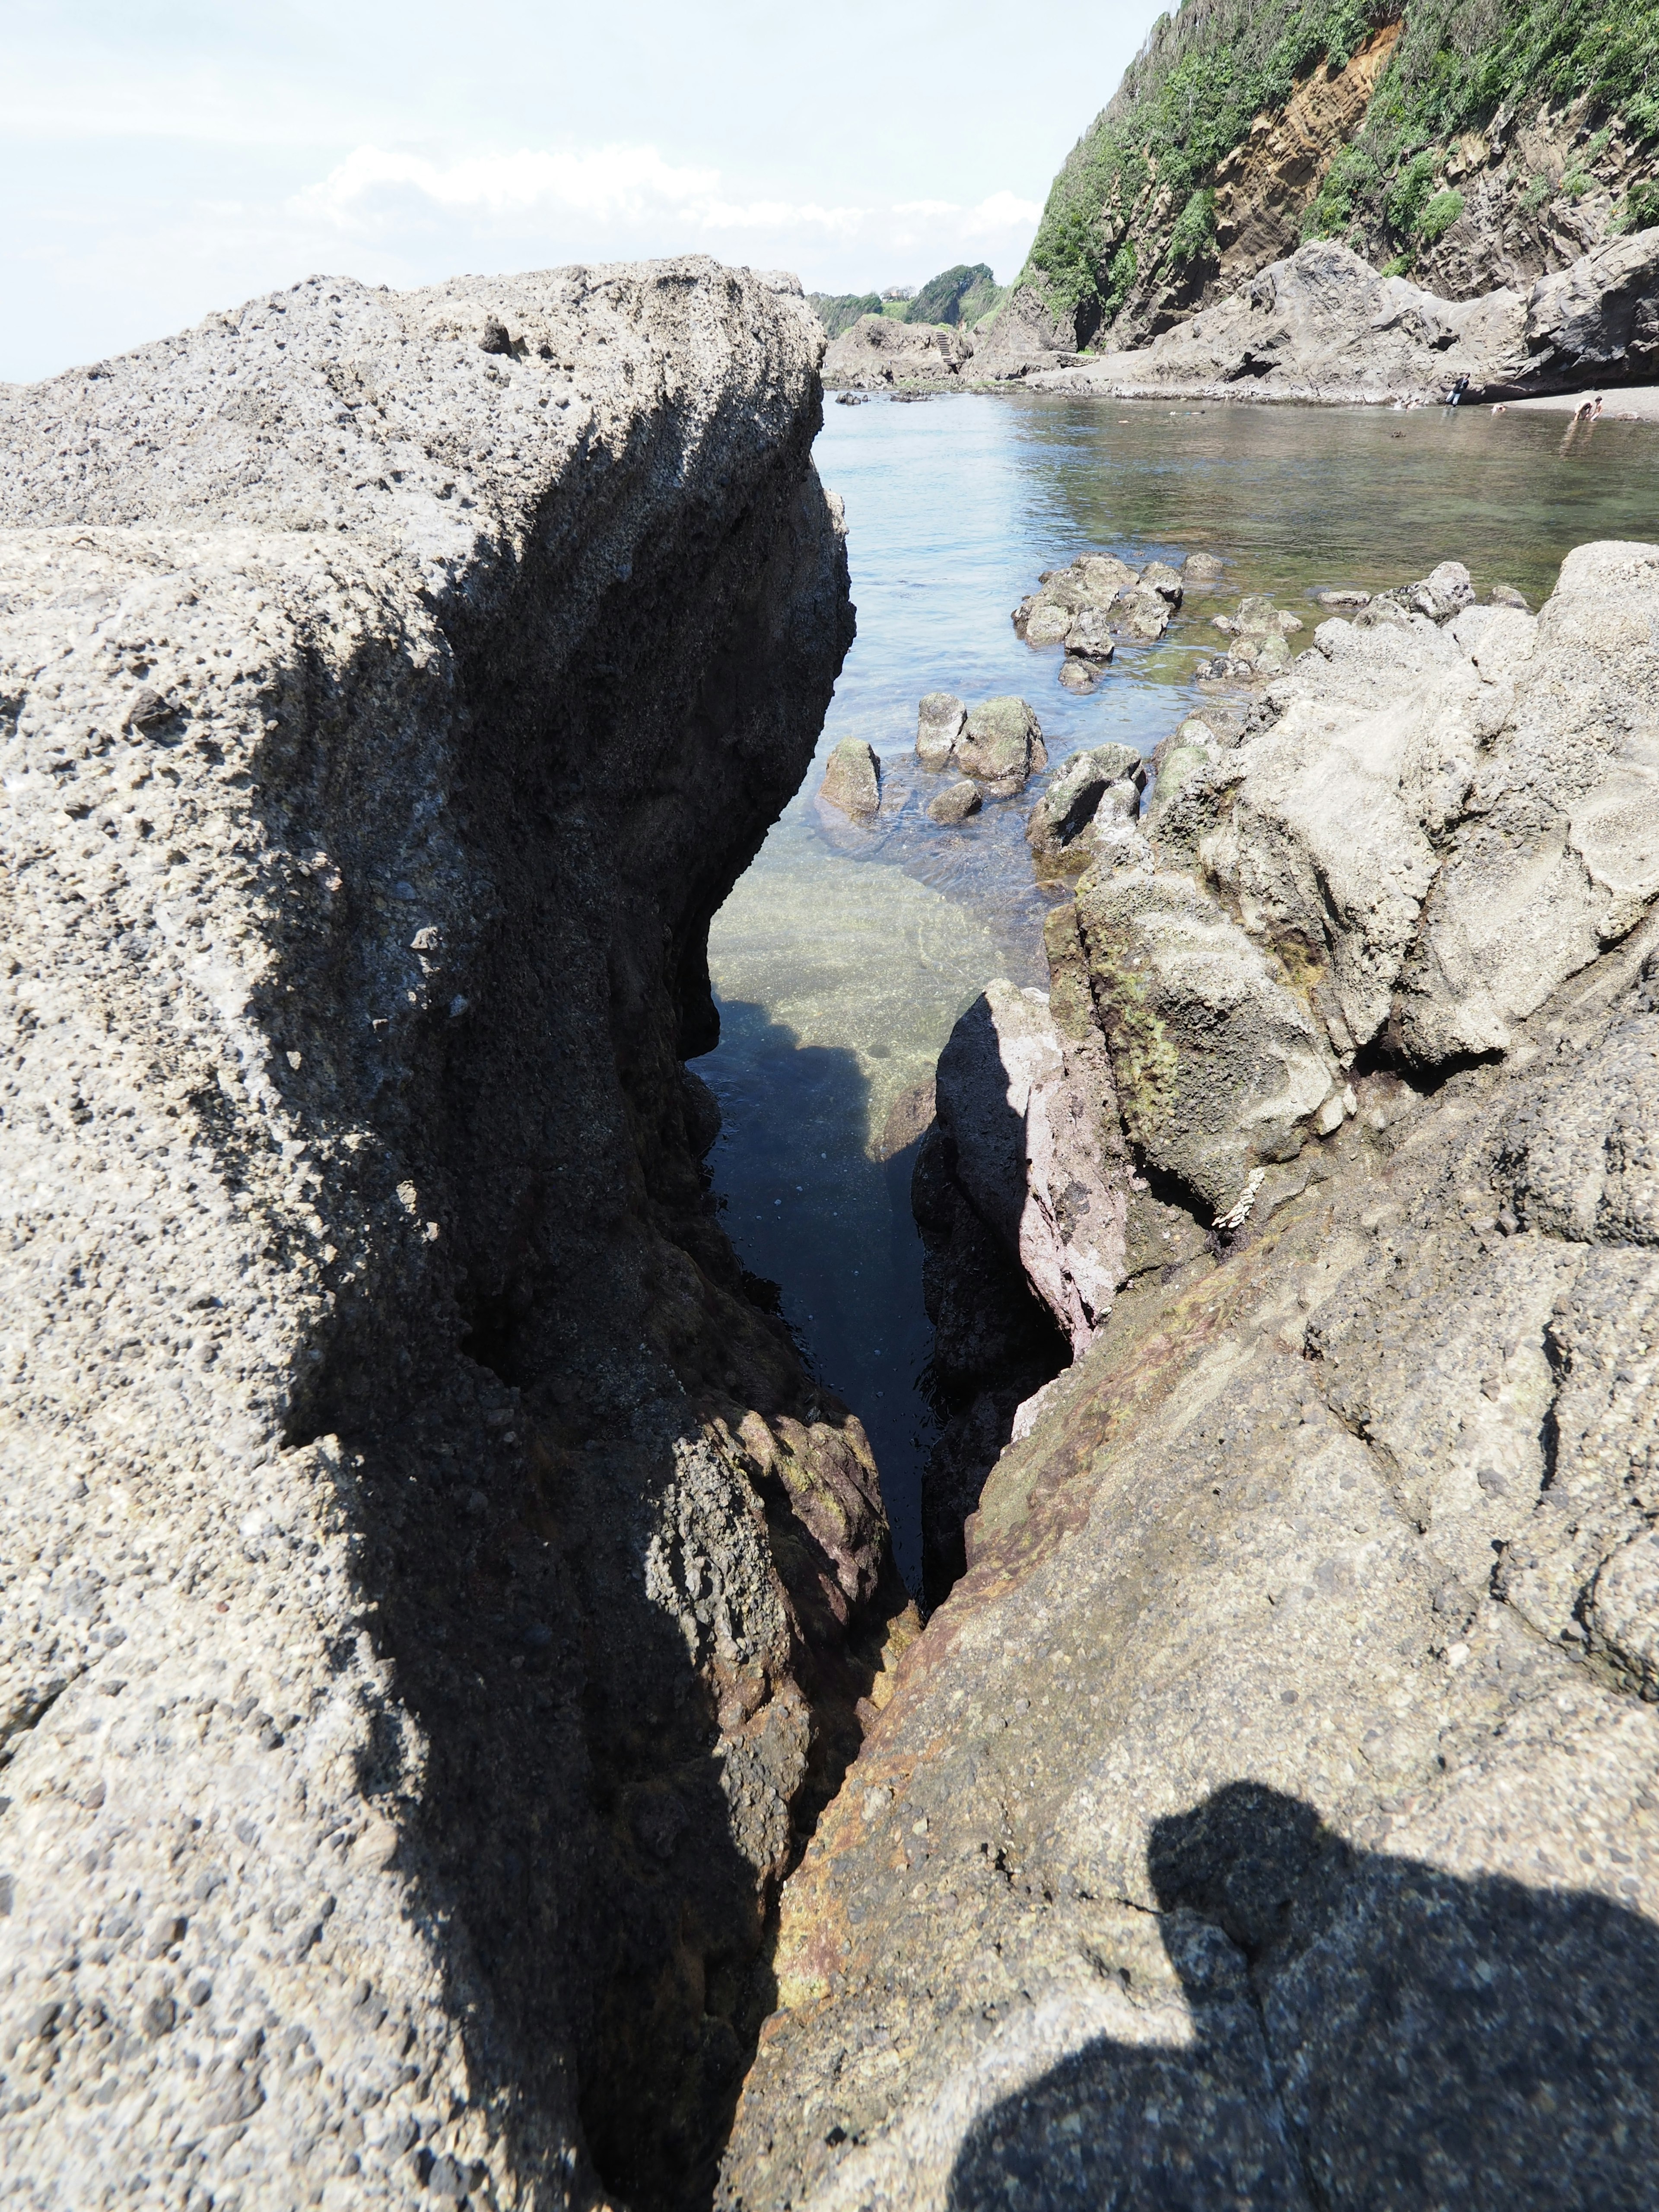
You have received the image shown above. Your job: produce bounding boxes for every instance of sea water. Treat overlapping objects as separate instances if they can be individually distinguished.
[703,391,1659,1590]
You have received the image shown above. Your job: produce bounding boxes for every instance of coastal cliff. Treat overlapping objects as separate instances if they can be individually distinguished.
[0,260,905,2210]
[722,543,1659,2204]
[982,0,1659,372]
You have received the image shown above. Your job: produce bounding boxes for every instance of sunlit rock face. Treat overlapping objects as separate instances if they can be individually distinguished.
[0,257,912,2212]
[722,542,1659,2211]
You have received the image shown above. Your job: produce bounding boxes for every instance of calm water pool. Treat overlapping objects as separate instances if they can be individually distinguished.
[703,391,1659,1590]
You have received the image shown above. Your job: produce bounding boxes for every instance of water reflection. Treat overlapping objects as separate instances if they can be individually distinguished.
[705,392,1659,1590]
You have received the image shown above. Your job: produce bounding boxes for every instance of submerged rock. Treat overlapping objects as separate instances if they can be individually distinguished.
[820,735,882,814]
[928,777,982,824]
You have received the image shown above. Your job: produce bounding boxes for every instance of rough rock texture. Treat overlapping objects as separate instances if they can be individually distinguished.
[821,318,976,391]
[722,540,1659,2207]
[819,737,880,815]
[926,779,982,826]
[954,699,1047,799]
[1027,232,1659,403]
[1026,743,1144,874]
[915,693,967,770]
[0,260,907,2212]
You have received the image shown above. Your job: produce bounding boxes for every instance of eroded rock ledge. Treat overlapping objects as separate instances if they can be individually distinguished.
[0,261,906,2210]
[723,542,1659,2207]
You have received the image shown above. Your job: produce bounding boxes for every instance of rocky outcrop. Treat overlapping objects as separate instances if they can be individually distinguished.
[819,736,881,814]
[0,259,906,2211]
[821,316,976,389]
[721,540,1659,2205]
[1029,232,1659,402]
[1003,0,1659,369]
[913,694,1047,797]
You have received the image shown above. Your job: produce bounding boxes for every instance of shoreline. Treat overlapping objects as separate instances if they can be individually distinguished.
[829,376,1659,417]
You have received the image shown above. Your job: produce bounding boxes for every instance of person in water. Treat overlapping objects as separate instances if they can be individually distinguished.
[1446,373,1471,406]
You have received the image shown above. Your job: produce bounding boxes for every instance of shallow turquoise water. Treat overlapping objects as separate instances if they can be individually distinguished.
[702,391,1659,1591]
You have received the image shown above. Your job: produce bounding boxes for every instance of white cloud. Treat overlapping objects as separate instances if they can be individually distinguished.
[298,144,1033,258]
[299,144,723,227]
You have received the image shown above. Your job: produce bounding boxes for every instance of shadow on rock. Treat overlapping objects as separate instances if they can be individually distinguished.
[948,1781,1659,2210]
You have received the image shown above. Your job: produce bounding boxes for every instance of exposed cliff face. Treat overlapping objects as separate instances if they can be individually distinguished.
[999,0,1659,365]
[0,261,903,2210]
[721,543,1659,2206]
[1027,228,1659,400]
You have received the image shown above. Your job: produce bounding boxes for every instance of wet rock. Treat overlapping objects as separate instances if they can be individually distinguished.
[1140,559,1184,606]
[1313,586,1371,609]
[958,697,1047,797]
[1125,594,1171,640]
[916,691,967,769]
[1027,743,1144,872]
[820,736,881,814]
[1182,550,1226,580]
[1065,607,1116,663]
[1057,658,1099,693]
[1023,599,1073,647]
[928,778,982,825]
[1490,582,1530,609]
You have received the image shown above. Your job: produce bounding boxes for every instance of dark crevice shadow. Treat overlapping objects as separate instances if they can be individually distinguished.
[949,1781,1659,2211]
[702,996,938,1595]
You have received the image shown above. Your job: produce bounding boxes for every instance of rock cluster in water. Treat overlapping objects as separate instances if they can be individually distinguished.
[723,539,1659,2206]
[0,260,916,2210]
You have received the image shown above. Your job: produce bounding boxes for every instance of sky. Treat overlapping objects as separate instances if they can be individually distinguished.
[3,0,1167,384]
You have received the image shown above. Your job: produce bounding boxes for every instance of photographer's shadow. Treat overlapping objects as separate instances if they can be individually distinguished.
[949,1781,1659,2210]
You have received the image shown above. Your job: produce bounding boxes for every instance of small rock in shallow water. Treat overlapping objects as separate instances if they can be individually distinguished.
[1057,659,1097,693]
[958,698,1046,796]
[1182,549,1226,579]
[1491,582,1530,609]
[1066,607,1116,663]
[1313,587,1371,608]
[915,691,966,768]
[820,735,881,814]
[928,778,982,824]
[1140,559,1184,606]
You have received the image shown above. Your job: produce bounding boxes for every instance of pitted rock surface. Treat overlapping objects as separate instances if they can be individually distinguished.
[0,260,902,2212]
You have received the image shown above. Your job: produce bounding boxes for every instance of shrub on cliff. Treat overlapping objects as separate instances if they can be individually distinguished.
[809,290,885,339]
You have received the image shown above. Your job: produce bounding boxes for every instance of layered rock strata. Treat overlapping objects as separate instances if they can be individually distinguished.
[0,261,904,2212]
[1027,232,1659,402]
[722,540,1659,2206]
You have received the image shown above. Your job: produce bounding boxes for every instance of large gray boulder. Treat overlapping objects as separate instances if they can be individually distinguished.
[0,260,899,2209]
[819,735,881,814]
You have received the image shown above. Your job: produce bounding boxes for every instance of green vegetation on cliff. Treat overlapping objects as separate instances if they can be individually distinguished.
[808,291,884,340]
[1023,0,1659,335]
[904,264,1009,325]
